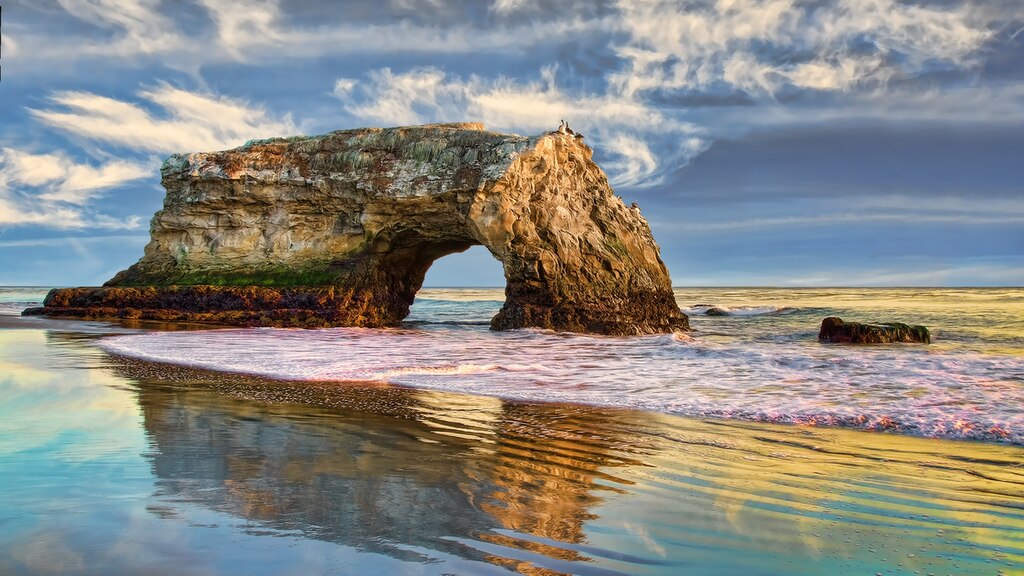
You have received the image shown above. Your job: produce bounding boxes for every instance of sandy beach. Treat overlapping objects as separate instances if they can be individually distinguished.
[2,296,1022,575]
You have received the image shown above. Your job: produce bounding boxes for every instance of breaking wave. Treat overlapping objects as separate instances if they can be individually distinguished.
[684,304,794,316]
[99,317,1024,444]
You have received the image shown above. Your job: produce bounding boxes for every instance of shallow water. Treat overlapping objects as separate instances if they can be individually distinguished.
[1,287,1023,574]
[1,326,1023,575]
[86,287,1024,444]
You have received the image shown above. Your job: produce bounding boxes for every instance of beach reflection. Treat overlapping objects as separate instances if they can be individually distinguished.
[3,324,1021,576]
[5,292,1024,575]
[111,356,1024,576]
[120,358,653,573]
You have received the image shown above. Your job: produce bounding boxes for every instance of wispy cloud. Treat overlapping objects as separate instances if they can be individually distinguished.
[0,194,142,230]
[322,0,1012,186]
[775,263,1024,287]
[5,82,299,232]
[610,0,993,98]
[17,0,608,67]
[4,1,1021,259]
[335,66,707,187]
[1,148,151,205]
[490,0,528,14]
[54,0,185,57]
[664,212,1024,233]
[16,1,1017,148]
[0,150,147,230]
[707,82,1024,133]
[0,234,149,249]
[195,0,287,61]
[678,260,1024,287]
[29,84,299,154]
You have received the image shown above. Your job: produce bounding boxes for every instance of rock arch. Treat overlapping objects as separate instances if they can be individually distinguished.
[33,123,688,335]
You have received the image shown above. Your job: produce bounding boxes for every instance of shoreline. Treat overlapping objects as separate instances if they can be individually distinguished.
[3,308,1022,575]
[114,351,1023,450]
[106,350,1024,449]
[5,309,1021,448]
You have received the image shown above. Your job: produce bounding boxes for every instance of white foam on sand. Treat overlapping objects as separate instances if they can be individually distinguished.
[99,323,1024,444]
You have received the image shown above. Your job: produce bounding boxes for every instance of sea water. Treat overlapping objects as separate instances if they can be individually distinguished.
[1,286,1023,575]
[82,287,1024,445]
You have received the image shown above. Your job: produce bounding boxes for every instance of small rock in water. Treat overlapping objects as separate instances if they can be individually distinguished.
[705,307,729,316]
[818,316,930,344]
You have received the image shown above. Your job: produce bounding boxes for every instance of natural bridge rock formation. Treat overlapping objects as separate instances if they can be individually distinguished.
[31,123,688,335]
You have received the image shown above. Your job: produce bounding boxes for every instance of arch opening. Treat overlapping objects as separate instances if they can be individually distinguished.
[421,245,507,289]
[406,245,508,326]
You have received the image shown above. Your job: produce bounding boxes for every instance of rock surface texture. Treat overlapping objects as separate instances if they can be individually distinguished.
[818,317,930,344]
[31,123,688,335]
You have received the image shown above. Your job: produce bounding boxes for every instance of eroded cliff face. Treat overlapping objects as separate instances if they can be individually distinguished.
[34,123,688,335]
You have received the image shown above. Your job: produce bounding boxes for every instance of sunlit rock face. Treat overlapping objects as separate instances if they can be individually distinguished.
[34,123,687,335]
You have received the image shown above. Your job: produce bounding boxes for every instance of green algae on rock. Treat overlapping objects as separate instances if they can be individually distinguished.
[31,123,688,335]
[818,316,931,344]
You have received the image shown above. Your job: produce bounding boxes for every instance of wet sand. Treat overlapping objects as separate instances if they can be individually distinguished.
[1,318,1022,575]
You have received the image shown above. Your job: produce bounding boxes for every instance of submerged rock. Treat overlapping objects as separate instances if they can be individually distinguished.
[818,317,930,344]
[704,307,729,316]
[32,123,687,335]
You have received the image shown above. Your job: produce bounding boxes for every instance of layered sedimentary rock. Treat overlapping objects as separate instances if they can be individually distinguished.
[31,123,687,335]
[818,317,930,344]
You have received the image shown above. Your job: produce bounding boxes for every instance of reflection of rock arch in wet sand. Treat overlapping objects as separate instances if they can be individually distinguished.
[120,361,648,570]
[34,123,687,335]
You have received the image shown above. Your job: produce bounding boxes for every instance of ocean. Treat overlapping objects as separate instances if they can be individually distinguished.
[83,286,1024,444]
[1,286,1022,575]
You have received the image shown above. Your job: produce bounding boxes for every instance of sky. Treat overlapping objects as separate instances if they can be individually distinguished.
[0,0,1022,287]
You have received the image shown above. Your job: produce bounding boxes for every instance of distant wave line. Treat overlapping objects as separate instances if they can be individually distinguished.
[668,213,1024,232]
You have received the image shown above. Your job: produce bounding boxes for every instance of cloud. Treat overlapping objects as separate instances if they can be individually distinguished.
[0,234,149,249]
[18,1,1013,136]
[7,83,298,232]
[195,0,286,60]
[323,0,1010,187]
[783,56,884,92]
[852,195,1024,215]
[662,212,1024,233]
[679,262,1024,287]
[272,14,607,60]
[20,0,608,67]
[0,193,141,230]
[4,81,297,233]
[706,81,1024,133]
[335,66,707,187]
[773,263,1024,287]
[1,148,151,205]
[29,84,300,154]
[0,197,91,229]
[337,67,460,126]
[490,0,526,14]
[54,0,184,57]
[11,2,1021,201]
[0,150,147,230]
[610,0,994,99]
[332,78,357,96]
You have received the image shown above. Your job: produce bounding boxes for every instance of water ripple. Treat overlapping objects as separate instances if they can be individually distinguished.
[100,320,1024,444]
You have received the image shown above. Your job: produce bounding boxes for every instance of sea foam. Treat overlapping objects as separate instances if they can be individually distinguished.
[99,316,1024,444]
